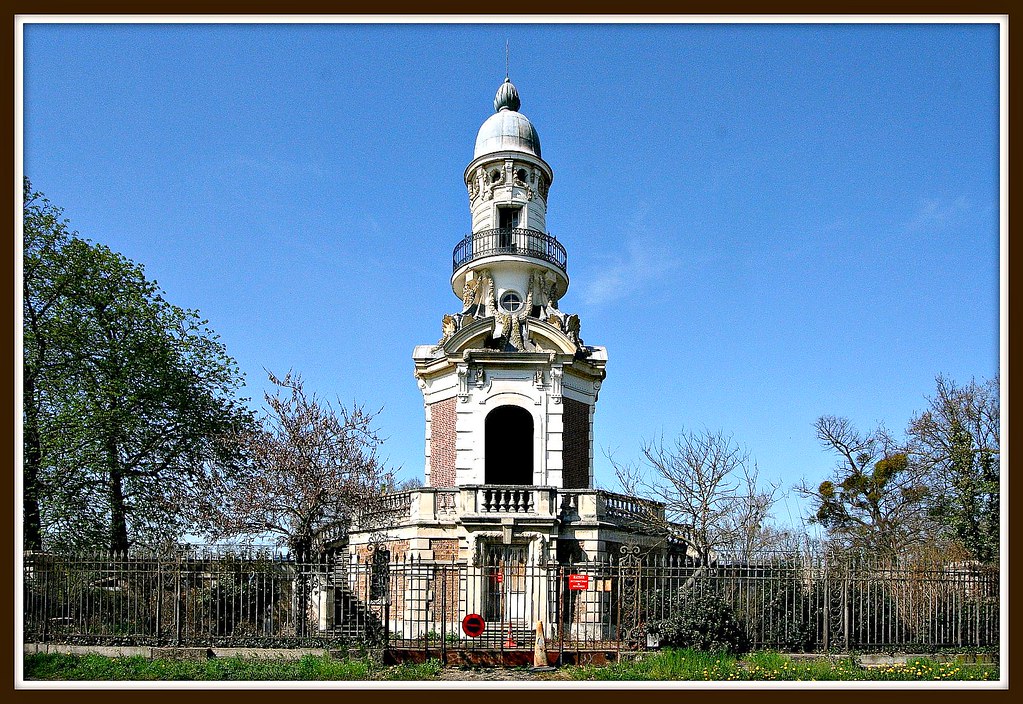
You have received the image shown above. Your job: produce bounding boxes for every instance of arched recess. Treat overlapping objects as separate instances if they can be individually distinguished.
[484,405,534,485]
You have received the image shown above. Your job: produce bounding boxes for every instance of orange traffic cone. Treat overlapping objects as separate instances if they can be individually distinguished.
[504,622,517,648]
[530,619,555,671]
[533,620,547,667]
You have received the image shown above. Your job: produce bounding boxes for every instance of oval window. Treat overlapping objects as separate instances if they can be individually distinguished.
[499,291,523,313]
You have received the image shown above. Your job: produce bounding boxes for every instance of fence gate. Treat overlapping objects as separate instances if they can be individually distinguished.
[483,544,530,630]
[616,546,645,649]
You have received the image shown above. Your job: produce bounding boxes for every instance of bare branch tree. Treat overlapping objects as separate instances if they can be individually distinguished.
[198,370,393,556]
[609,428,780,563]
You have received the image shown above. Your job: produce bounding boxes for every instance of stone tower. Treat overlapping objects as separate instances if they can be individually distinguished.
[343,78,667,581]
[413,77,607,495]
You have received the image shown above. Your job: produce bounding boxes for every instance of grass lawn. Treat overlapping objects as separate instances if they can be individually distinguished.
[23,650,999,682]
[23,652,443,681]
[566,649,999,682]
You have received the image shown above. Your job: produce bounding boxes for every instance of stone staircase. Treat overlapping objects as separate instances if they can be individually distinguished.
[323,570,386,644]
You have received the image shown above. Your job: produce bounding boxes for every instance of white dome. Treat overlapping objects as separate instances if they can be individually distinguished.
[473,78,542,159]
[473,109,542,159]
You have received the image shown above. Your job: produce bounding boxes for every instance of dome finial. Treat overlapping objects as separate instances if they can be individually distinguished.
[494,76,520,113]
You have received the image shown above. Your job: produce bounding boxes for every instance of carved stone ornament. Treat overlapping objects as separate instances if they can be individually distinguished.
[508,313,525,351]
[551,367,563,404]
[481,270,496,318]
[528,269,543,302]
[462,278,480,312]
[546,277,559,307]
[537,174,549,200]
[486,169,503,200]
[475,167,489,201]
[468,531,505,566]
[518,532,550,568]
[494,312,509,341]
[440,314,457,344]
[457,364,470,403]
[565,314,582,346]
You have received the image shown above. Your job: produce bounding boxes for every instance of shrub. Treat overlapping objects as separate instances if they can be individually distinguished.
[649,590,750,654]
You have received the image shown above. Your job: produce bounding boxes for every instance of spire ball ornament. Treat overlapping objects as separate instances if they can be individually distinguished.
[494,77,521,112]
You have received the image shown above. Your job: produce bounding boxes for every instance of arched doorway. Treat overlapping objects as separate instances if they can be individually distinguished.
[484,405,533,485]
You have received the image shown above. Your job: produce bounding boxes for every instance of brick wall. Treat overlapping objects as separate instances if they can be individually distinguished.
[354,539,409,563]
[429,397,457,487]
[431,538,460,562]
[562,397,591,489]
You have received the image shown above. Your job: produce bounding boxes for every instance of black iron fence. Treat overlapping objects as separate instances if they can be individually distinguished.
[452,228,567,272]
[23,548,999,655]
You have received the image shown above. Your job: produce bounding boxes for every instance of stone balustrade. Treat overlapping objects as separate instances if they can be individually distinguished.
[352,486,665,529]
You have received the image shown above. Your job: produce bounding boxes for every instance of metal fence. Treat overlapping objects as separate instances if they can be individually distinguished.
[23,547,999,656]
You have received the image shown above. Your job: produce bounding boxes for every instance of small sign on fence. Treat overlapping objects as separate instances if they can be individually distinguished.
[568,574,589,591]
[461,613,486,637]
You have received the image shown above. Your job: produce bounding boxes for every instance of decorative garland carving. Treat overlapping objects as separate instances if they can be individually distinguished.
[482,269,496,318]
[564,314,582,346]
[462,277,480,312]
[439,313,457,344]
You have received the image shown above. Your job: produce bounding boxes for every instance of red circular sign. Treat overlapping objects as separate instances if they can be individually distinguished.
[461,613,486,637]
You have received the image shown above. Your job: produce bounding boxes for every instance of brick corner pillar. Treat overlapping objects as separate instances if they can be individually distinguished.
[562,396,592,489]
[428,397,457,487]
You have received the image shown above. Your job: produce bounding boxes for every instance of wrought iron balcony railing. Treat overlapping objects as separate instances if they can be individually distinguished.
[452,228,567,272]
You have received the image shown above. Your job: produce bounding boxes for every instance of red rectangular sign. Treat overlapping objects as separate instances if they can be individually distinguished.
[568,574,589,591]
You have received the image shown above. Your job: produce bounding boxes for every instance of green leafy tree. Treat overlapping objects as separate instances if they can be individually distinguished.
[22,179,252,552]
[22,181,94,550]
[797,416,936,558]
[908,375,1000,563]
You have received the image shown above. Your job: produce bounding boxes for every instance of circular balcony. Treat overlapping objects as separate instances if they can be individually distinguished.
[452,228,567,273]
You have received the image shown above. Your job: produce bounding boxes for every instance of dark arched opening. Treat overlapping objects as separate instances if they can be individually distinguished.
[485,405,533,485]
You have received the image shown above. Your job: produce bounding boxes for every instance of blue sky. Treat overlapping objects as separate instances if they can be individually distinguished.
[21,20,1002,529]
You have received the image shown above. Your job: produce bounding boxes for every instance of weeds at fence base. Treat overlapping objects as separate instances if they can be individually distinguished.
[383,648,578,667]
